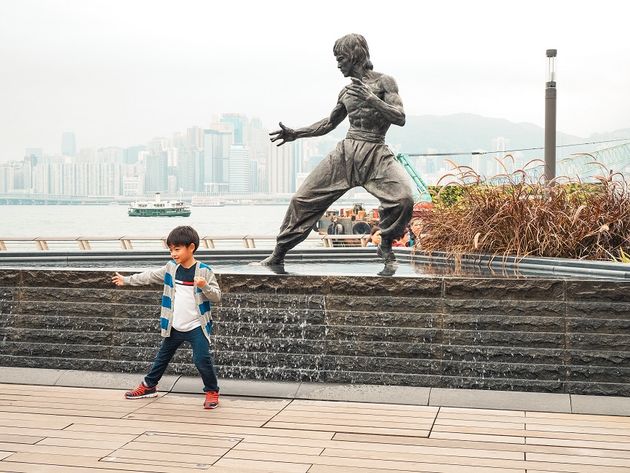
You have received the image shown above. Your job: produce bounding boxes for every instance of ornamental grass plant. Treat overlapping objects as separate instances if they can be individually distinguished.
[419,158,630,261]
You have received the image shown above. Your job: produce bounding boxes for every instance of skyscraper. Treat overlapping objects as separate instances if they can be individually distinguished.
[203,128,232,192]
[177,147,202,192]
[0,164,15,193]
[228,145,250,194]
[220,113,247,146]
[124,146,146,165]
[61,132,76,157]
[186,126,204,149]
[24,148,43,163]
[247,117,270,193]
[97,147,124,164]
[144,152,168,192]
[268,141,300,194]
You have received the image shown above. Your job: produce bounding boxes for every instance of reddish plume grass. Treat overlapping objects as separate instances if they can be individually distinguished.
[419,159,630,261]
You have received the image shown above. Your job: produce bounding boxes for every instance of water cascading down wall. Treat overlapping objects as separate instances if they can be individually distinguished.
[0,268,629,396]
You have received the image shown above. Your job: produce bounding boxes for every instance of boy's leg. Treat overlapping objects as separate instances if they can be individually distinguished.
[187,327,219,392]
[144,329,184,388]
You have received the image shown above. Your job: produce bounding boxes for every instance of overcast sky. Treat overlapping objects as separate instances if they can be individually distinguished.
[1,0,629,161]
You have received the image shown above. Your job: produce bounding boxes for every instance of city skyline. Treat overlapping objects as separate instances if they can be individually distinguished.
[1,0,630,162]
[0,113,332,197]
[1,111,577,197]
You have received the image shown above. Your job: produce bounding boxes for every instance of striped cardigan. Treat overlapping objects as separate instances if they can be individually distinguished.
[122,260,221,342]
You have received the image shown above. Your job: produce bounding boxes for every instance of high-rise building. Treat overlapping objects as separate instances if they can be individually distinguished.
[98,147,124,164]
[268,141,298,194]
[11,161,27,192]
[61,132,76,157]
[228,145,250,194]
[61,160,76,195]
[24,148,43,164]
[144,152,168,192]
[124,145,146,165]
[31,159,50,194]
[250,160,259,193]
[186,127,204,149]
[203,128,232,191]
[247,117,269,193]
[167,175,178,194]
[177,148,202,192]
[0,163,15,193]
[77,148,96,162]
[123,176,143,196]
[147,137,168,154]
[220,113,248,146]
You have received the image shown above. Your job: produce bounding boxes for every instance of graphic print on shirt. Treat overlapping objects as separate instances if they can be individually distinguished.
[172,263,201,332]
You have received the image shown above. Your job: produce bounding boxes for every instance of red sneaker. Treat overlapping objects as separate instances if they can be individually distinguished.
[204,391,219,409]
[125,382,158,399]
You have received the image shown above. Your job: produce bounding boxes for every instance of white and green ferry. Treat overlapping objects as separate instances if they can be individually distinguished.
[128,193,191,217]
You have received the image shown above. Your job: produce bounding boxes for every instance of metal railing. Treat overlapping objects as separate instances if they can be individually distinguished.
[0,233,373,251]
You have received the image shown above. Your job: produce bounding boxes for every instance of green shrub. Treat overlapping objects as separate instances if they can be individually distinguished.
[418,168,630,261]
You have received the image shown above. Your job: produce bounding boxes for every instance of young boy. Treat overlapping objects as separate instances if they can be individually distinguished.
[112,225,222,409]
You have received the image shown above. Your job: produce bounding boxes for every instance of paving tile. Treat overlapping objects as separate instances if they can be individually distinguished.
[0,384,629,473]
[295,382,430,405]
[0,367,63,386]
[571,394,630,416]
[214,458,312,473]
[430,387,571,412]
[171,376,301,398]
[55,370,179,391]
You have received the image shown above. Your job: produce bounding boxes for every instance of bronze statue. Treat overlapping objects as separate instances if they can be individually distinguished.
[262,33,413,266]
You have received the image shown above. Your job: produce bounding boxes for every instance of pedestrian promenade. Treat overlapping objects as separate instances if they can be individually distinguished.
[1,382,630,472]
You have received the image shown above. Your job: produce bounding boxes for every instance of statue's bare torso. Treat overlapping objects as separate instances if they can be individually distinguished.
[339,72,394,138]
[324,69,406,142]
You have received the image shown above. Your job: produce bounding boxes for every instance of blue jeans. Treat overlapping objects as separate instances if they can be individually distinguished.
[144,327,219,392]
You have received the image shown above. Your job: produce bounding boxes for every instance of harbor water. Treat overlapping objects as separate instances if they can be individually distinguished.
[0,204,289,237]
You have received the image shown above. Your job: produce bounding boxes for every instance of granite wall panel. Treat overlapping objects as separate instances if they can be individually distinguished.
[0,269,628,396]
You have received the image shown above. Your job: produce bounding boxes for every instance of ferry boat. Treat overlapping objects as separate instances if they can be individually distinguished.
[190,195,225,207]
[128,193,191,217]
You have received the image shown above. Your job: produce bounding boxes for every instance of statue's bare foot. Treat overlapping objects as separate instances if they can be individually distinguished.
[260,254,285,266]
[377,242,396,264]
[377,261,398,277]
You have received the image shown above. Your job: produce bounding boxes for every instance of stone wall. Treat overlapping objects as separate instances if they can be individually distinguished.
[1,269,629,396]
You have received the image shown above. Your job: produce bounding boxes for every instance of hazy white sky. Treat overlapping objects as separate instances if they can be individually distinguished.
[1,0,629,161]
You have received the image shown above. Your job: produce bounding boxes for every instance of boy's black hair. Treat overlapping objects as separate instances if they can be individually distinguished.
[166,226,200,252]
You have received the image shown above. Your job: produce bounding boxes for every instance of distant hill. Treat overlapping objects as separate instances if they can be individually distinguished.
[588,128,630,142]
[327,113,629,160]
[385,113,584,155]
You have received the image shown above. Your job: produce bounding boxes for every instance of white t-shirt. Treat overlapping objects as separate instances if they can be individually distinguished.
[172,263,201,332]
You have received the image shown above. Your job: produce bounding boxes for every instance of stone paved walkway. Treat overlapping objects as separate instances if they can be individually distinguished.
[1,383,630,472]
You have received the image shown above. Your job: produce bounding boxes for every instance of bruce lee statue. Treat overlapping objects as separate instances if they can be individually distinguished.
[262,33,413,267]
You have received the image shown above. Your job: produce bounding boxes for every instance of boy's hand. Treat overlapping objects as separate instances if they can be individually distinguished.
[112,272,125,286]
[194,277,207,288]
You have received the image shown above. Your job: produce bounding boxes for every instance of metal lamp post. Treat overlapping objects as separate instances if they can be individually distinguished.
[544,49,557,183]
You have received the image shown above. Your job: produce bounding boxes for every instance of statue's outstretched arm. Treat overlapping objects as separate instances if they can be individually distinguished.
[270,101,347,146]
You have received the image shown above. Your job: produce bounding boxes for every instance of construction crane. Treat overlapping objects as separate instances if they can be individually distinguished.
[395,153,433,205]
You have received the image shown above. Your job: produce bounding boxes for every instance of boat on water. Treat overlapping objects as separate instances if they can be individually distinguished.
[190,195,225,207]
[128,193,191,217]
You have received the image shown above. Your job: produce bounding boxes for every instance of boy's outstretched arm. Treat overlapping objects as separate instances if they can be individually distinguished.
[112,264,169,287]
[112,272,126,286]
